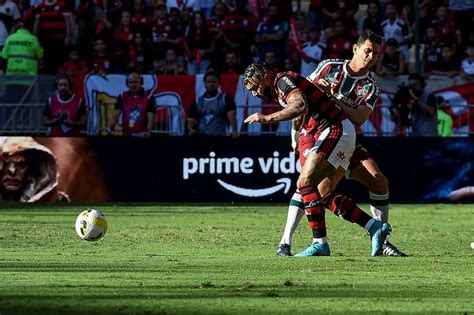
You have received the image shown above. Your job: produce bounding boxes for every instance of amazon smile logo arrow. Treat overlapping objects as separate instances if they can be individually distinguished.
[217,178,292,197]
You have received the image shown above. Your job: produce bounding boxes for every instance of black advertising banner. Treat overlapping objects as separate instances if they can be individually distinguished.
[0,136,472,203]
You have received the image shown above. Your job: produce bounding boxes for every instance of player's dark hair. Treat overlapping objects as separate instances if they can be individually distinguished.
[356,30,382,46]
[242,62,273,86]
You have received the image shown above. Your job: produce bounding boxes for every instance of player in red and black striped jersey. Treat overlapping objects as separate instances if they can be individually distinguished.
[277,31,405,257]
[245,31,393,257]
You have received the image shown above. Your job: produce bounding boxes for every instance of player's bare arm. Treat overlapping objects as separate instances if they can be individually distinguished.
[244,90,308,124]
[316,78,372,126]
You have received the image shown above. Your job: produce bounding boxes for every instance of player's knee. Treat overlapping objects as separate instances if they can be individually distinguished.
[296,175,312,189]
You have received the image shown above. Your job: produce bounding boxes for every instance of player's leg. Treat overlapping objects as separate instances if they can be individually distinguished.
[294,120,355,257]
[294,151,336,257]
[277,190,304,256]
[348,152,407,256]
[351,157,390,222]
[277,133,314,256]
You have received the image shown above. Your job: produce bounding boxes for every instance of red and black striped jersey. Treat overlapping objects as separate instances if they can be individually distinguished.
[307,59,380,111]
[274,71,348,134]
[34,0,69,41]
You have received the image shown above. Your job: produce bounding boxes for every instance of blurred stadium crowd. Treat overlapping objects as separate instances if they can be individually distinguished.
[0,0,473,78]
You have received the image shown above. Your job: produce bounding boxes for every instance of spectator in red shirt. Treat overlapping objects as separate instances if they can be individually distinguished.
[131,0,153,34]
[221,0,256,66]
[434,6,458,43]
[91,39,112,74]
[151,4,184,71]
[322,0,358,35]
[33,0,72,73]
[432,44,461,78]
[127,32,151,73]
[326,19,354,59]
[58,48,89,77]
[185,11,213,74]
[208,1,227,69]
[112,10,134,73]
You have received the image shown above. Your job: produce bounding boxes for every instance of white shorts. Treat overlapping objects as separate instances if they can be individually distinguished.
[308,119,356,171]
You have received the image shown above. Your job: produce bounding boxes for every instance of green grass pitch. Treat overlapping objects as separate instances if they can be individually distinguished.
[0,204,473,314]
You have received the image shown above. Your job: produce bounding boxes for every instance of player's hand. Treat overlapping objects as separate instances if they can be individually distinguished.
[316,79,333,96]
[244,113,269,124]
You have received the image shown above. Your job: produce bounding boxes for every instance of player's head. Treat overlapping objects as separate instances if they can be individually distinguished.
[56,74,72,97]
[242,62,274,101]
[203,70,220,95]
[352,30,382,71]
[126,72,142,93]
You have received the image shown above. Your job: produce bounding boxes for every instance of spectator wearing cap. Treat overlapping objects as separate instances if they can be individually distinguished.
[300,26,325,78]
[436,96,453,137]
[460,43,474,81]
[376,38,406,76]
[431,43,461,78]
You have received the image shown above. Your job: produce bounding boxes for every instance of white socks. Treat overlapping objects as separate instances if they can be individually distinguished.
[313,237,328,244]
[280,192,305,246]
[369,191,390,223]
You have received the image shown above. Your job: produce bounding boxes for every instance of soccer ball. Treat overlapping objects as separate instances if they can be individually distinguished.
[75,209,108,241]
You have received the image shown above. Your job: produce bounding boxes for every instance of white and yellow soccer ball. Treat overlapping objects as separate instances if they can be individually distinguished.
[75,209,108,241]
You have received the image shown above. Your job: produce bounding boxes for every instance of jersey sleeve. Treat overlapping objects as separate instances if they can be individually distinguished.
[276,75,301,103]
[307,58,332,82]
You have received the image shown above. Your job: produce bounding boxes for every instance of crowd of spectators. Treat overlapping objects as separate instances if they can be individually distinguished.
[0,0,472,78]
